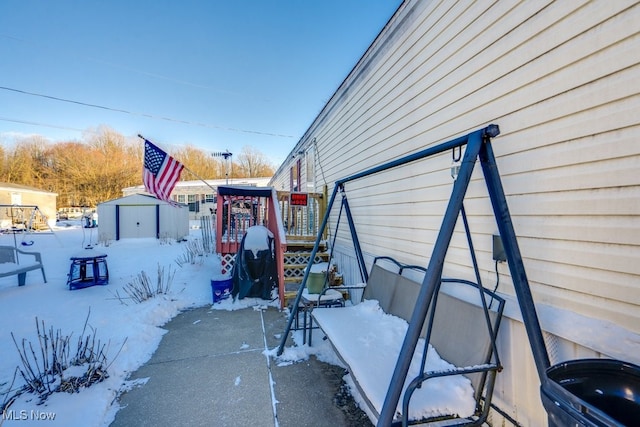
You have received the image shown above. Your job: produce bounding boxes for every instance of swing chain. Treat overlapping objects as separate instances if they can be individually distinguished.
[451,147,462,180]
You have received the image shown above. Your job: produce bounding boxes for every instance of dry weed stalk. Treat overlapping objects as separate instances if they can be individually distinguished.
[175,239,206,267]
[111,264,175,305]
[1,309,122,411]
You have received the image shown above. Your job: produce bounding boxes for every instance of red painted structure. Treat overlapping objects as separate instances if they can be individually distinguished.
[215,186,286,307]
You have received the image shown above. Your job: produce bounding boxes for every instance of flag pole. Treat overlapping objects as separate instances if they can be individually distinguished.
[138,134,223,194]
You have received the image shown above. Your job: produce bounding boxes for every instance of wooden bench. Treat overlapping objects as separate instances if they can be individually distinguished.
[312,256,504,426]
[0,245,47,286]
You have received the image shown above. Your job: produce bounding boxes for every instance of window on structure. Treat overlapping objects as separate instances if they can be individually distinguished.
[305,149,315,192]
[290,164,295,191]
[188,194,199,212]
[205,194,215,203]
[10,193,21,205]
[176,194,186,204]
[290,165,294,191]
[290,158,301,192]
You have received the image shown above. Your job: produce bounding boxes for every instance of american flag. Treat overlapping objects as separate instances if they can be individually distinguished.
[143,139,184,203]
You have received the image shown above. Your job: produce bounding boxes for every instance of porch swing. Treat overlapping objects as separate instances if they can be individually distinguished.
[398,143,505,419]
[277,124,640,426]
[397,203,505,425]
[278,125,507,424]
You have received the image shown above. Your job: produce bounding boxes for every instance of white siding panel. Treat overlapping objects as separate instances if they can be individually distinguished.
[508,181,638,213]
[512,215,640,246]
[505,155,639,194]
[497,126,640,175]
[272,1,640,424]
[491,318,547,426]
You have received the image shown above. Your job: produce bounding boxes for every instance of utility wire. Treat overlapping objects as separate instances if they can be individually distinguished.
[0,85,295,139]
[0,116,88,134]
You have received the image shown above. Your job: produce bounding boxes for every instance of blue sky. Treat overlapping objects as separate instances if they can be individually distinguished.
[0,1,402,166]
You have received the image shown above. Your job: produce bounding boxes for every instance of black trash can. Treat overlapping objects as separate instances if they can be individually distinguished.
[542,358,640,427]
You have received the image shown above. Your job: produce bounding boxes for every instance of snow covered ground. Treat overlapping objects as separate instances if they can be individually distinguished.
[0,220,477,426]
[0,221,279,426]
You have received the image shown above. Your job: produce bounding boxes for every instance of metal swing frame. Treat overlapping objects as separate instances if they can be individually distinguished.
[398,200,506,426]
[1,205,57,249]
[277,124,552,426]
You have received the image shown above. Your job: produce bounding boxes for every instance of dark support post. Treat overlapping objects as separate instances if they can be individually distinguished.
[378,130,485,426]
[479,140,550,382]
[155,204,160,239]
[341,186,369,283]
[115,205,120,241]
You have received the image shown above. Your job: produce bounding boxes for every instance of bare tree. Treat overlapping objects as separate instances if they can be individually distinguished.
[234,145,274,177]
[172,145,224,180]
[83,126,140,205]
[0,130,275,208]
[1,136,49,186]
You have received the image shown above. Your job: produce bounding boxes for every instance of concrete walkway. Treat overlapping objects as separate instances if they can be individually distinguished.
[110,305,371,427]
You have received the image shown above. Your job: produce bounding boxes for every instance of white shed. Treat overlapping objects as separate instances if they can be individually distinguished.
[97,194,188,241]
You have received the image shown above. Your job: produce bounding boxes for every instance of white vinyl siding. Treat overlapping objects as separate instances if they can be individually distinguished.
[270,1,640,424]
[284,0,640,329]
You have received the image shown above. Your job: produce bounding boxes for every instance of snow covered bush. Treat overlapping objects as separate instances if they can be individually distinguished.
[2,311,116,411]
[112,264,175,304]
[98,232,113,247]
[174,239,207,267]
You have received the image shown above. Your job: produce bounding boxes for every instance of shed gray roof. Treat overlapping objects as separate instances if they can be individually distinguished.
[98,193,187,206]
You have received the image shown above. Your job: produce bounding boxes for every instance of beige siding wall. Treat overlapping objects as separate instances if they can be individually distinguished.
[0,187,57,228]
[271,1,640,424]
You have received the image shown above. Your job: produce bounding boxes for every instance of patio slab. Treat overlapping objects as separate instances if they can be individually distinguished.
[111,305,372,427]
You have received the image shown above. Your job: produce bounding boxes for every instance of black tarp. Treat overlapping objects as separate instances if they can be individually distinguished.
[231,226,278,300]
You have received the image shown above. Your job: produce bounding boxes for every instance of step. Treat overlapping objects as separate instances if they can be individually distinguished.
[284,251,329,257]
[284,251,329,259]
[285,242,327,252]
[284,264,322,271]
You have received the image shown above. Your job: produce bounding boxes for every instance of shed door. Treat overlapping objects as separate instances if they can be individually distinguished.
[119,205,157,239]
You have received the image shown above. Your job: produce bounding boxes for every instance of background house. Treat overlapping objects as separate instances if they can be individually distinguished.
[0,182,57,230]
[269,1,640,425]
[122,177,271,221]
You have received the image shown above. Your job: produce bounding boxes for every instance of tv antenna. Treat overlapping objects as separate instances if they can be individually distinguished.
[212,150,233,184]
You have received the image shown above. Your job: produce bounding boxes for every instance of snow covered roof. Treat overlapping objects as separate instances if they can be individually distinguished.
[0,182,57,196]
[97,193,186,206]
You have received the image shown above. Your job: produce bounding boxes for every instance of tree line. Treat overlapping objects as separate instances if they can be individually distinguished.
[0,126,275,207]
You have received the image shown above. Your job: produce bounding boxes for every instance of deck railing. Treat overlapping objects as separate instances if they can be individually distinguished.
[216,194,265,255]
[276,191,326,243]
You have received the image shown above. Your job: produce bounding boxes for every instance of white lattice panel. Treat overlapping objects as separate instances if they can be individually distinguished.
[221,253,236,274]
[284,251,328,279]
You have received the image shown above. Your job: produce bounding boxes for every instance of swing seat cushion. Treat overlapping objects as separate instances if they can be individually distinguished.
[0,246,47,286]
[313,299,477,421]
[312,256,505,425]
